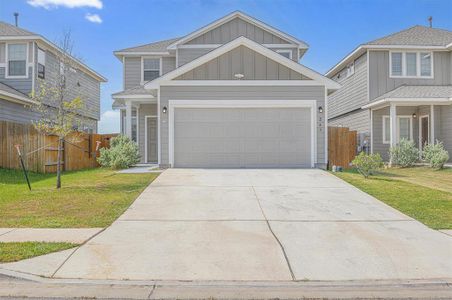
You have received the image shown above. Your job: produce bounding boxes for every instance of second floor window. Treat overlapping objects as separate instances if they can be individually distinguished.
[143,58,160,82]
[37,48,46,79]
[7,43,27,77]
[390,51,433,78]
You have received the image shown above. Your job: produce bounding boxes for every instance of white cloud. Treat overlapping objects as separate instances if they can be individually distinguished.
[27,0,103,9]
[85,13,102,23]
[98,110,120,134]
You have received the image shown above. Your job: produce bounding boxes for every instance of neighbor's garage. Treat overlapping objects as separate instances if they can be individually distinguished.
[171,106,313,168]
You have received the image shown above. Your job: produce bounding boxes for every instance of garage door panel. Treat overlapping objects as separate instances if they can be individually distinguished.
[173,107,312,168]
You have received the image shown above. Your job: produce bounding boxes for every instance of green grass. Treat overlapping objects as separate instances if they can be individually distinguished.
[0,242,78,263]
[0,168,159,228]
[334,168,452,230]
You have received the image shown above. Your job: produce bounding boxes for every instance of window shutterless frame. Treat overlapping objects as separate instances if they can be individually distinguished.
[382,115,413,144]
[5,42,29,79]
[389,50,434,79]
[141,56,162,84]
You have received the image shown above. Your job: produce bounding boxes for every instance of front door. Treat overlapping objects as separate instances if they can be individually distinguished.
[146,117,158,163]
[420,116,429,150]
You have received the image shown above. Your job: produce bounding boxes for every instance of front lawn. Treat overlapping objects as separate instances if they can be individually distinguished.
[0,168,159,228]
[334,168,452,230]
[0,242,78,263]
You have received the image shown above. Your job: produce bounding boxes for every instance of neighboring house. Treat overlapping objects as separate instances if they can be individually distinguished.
[327,25,452,161]
[112,11,340,168]
[0,21,106,132]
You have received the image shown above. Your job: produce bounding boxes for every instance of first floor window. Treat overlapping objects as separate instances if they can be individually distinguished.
[121,109,138,142]
[7,43,27,77]
[382,115,412,144]
[143,58,160,81]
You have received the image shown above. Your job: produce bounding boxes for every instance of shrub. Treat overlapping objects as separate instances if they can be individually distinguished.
[97,135,140,169]
[389,139,419,167]
[352,152,383,178]
[422,141,450,169]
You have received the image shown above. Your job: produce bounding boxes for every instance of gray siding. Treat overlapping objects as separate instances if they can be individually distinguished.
[162,57,176,74]
[159,85,326,167]
[439,105,452,162]
[0,98,40,123]
[369,51,451,100]
[328,53,368,118]
[0,66,33,95]
[186,17,291,45]
[124,57,141,89]
[0,43,5,63]
[177,48,212,67]
[137,103,157,163]
[176,46,306,80]
[329,109,370,134]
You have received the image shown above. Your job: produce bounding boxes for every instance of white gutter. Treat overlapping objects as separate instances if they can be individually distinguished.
[362,97,452,109]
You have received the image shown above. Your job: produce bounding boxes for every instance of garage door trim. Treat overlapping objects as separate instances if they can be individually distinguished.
[168,99,317,168]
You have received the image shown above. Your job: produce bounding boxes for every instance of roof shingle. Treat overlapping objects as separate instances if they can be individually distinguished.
[375,85,452,100]
[0,21,37,36]
[115,37,182,53]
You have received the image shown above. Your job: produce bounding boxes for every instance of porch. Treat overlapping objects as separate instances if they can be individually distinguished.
[363,86,452,161]
[112,87,158,164]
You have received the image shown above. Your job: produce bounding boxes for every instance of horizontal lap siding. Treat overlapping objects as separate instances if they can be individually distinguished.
[160,85,325,167]
[328,53,368,118]
[0,66,33,95]
[175,46,305,80]
[440,106,452,162]
[369,51,451,101]
[329,109,370,134]
[0,98,41,123]
[124,57,141,88]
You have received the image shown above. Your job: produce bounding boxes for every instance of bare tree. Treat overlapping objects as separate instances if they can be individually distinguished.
[30,31,87,189]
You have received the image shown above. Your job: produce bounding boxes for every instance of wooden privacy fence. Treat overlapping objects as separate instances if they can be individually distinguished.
[328,127,357,169]
[0,121,117,173]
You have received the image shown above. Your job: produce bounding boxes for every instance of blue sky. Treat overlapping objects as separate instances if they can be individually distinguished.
[1,0,451,133]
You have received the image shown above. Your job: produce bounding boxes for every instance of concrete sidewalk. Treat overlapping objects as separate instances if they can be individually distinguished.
[0,228,103,243]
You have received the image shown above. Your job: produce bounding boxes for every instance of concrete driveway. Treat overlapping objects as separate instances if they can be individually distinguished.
[4,169,452,281]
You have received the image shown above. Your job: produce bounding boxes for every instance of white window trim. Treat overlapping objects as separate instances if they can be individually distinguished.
[382,115,413,144]
[418,114,429,152]
[276,49,292,60]
[141,56,162,85]
[167,99,317,168]
[389,51,434,79]
[346,62,355,78]
[5,42,29,79]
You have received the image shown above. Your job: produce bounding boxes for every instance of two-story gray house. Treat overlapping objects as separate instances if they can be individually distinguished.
[112,11,340,168]
[0,21,106,132]
[327,26,452,161]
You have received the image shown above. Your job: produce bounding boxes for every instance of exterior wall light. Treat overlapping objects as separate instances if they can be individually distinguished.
[318,106,323,113]
[412,113,417,118]
[162,106,167,114]
[234,73,244,80]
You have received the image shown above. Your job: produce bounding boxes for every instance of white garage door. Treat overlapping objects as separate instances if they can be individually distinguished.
[172,106,313,168]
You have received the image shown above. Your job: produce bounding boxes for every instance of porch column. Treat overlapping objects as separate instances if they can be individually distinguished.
[390,104,397,147]
[430,105,435,144]
[125,100,132,139]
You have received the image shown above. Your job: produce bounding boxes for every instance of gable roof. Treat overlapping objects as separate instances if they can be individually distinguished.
[144,36,340,90]
[167,11,309,50]
[326,25,452,78]
[0,21,106,82]
[114,37,181,57]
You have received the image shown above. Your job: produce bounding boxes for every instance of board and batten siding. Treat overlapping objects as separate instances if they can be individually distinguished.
[159,85,326,167]
[137,103,157,163]
[368,51,451,101]
[328,53,368,119]
[124,57,141,89]
[185,17,291,45]
[175,46,307,81]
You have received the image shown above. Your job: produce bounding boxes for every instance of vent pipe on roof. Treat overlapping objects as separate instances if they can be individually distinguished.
[14,12,19,27]
[428,16,432,28]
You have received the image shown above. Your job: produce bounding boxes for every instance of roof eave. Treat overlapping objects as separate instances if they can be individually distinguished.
[362,97,452,109]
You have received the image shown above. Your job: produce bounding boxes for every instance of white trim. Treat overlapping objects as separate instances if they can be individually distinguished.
[383,114,414,144]
[144,115,158,163]
[324,87,328,165]
[145,36,340,90]
[5,42,29,79]
[275,49,292,60]
[157,88,161,165]
[176,43,299,49]
[167,11,308,50]
[362,98,452,109]
[31,42,35,93]
[418,114,429,151]
[370,109,374,153]
[136,106,140,146]
[168,99,317,168]
[389,51,433,79]
[430,105,435,144]
[160,80,328,86]
[114,51,170,57]
[112,94,155,100]
[366,50,370,102]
